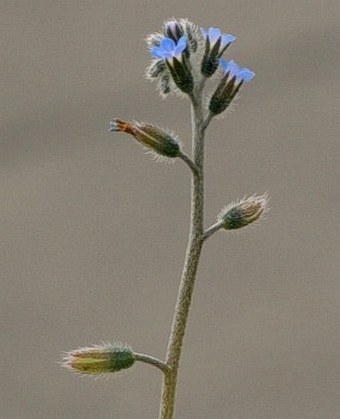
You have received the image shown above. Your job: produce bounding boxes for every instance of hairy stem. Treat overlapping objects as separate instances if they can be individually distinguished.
[134,353,169,374]
[203,220,224,241]
[159,84,205,419]
[203,112,214,131]
[178,151,199,176]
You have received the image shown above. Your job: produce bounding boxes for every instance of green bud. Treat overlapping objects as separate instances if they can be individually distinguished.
[62,343,135,375]
[109,119,181,158]
[218,194,269,230]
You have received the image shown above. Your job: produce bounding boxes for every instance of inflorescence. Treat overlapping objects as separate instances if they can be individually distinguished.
[64,18,268,382]
[110,18,255,161]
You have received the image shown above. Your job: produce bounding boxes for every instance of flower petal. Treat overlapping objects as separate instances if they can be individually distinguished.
[160,37,176,52]
[220,59,255,82]
[151,46,168,59]
[150,36,187,60]
[208,27,222,44]
[220,34,236,48]
[219,58,239,75]
[238,68,256,82]
[174,36,187,55]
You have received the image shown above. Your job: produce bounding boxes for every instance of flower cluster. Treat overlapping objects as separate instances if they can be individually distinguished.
[146,18,198,95]
[146,18,255,109]
[109,19,256,163]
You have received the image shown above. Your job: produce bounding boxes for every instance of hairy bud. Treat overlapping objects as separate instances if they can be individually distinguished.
[146,59,166,79]
[166,55,193,93]
[62,343,135,375]
[109,119,181,158]
[218,194,269,230]
[163,19,185,43]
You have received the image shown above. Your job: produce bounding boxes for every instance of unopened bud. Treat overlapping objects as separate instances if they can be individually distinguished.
[163,19,185,42]
[167,55,193,93]
[218,194,269,230]
[146,59,166,79]
[109,119,181,158]
[181,19,199,53]
[157,73,171,96]
[62,343,135,375]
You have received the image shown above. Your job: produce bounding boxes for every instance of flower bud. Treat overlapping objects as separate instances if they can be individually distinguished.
[167,55,193,93]
[109,119,181,158]
[62,343,135,375]
[157,73,171,96]
[146,59,166,79]
[218,194,269,230]
[163,19,185,43]
[181,19,199,53]
[145,60,172,97]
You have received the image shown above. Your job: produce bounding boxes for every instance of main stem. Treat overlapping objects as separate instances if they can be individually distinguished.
[159,85,205,419]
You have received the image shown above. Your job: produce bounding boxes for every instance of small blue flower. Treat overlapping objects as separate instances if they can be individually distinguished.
[200,27,236,51]
[150,35,193,93]
[151,36,188,61]
[209,59,255,115]
[219,58,255,83]
[200,27,236,77]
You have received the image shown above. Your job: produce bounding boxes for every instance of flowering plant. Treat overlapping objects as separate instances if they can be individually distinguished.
[62,18,268,419]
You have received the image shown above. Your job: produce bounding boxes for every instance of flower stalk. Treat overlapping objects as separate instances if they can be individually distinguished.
[159,83,205,419]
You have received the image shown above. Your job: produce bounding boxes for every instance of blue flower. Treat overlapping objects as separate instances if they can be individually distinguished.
[200,27,236,52]
[219,59,255,83]
[150,35,193,93]
[151,36,188,61]
[208,59,255,115]
[200,27,236,77]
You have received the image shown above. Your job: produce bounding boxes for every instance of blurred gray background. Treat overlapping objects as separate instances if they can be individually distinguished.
[1,1,339,418]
